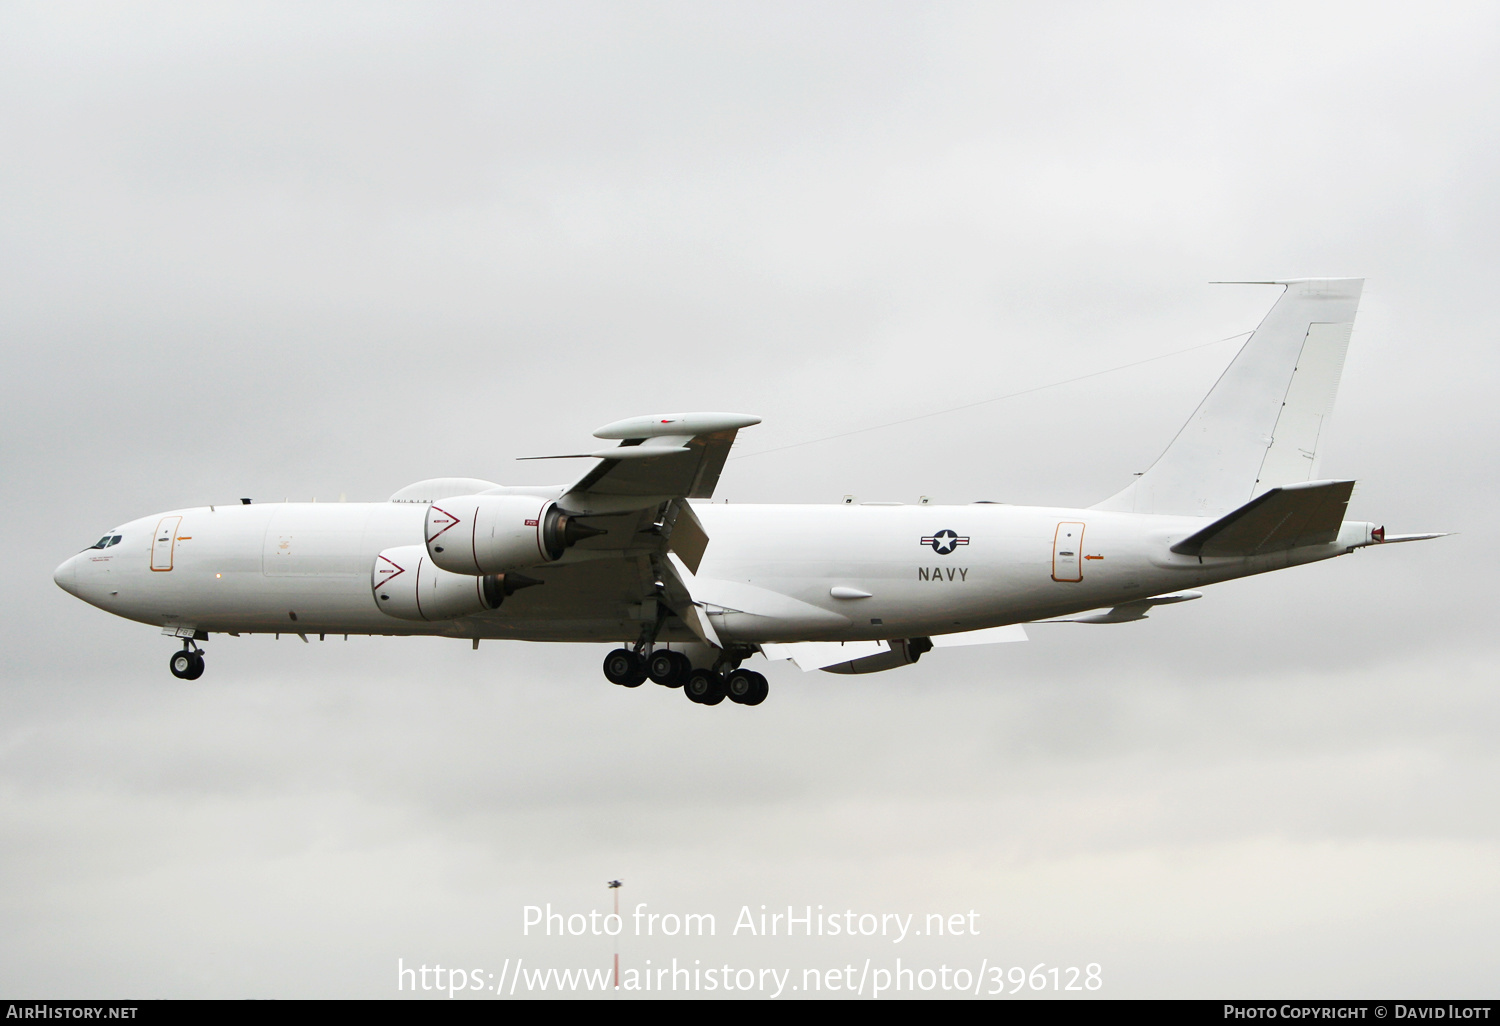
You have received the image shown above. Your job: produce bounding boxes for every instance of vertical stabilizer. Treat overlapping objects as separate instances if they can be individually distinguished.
[1093,279,1363,518]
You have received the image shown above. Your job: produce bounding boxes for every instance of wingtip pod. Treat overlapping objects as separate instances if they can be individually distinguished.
[520,413,761,464]
[592,412,762,440]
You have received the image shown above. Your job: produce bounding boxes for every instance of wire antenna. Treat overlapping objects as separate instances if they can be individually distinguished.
[730,331,1251,462]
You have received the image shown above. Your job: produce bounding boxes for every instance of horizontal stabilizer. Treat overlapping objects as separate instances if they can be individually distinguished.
[1170,479,1354,557]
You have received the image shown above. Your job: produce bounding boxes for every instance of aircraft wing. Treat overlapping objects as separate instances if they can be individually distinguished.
[520,411,758,569]
[534,412,761,517]
[502,413,760,648]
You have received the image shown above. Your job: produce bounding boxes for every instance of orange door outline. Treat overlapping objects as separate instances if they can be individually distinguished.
[151,516,181,572]
[1052,521,1084,582]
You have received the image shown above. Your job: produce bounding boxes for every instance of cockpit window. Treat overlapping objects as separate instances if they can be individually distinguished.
[110,535,122,546]
[85,535,123,551]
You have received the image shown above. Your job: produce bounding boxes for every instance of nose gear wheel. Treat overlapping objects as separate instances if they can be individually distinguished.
[169,645,205,681]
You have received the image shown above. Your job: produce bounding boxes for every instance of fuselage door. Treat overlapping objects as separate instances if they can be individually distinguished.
[1052,521,1084,582]
[151,516,181,572]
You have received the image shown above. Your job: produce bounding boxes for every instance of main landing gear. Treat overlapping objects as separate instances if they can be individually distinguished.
[648,650,691,688]
[168,641,205,680]
[724,668,769,706]
[602,648,769,707]
[602,648,648,687]
[682,667,768,706]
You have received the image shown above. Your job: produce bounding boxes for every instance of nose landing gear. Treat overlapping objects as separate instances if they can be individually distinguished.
[168,641,205,680]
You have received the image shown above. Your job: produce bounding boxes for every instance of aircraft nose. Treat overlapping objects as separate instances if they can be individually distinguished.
[53,555,81,598]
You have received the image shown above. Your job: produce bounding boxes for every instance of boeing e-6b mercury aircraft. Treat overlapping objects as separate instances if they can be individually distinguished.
[54,279,1443,706]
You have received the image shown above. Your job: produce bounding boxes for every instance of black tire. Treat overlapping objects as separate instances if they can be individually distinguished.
[728,670,768,706]
[648,650,690,688]
[169,651,194,679]
[683,669,726,706]
[182,652,205,681]
[725,670,756,703]
[744,672,769,707]
[602,648,646,687]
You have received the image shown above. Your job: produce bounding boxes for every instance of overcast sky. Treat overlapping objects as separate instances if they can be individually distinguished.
[2,1,1497,999]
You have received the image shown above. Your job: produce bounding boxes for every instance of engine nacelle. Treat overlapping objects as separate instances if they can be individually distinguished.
[371,544,521,622]
[424,495,603,575]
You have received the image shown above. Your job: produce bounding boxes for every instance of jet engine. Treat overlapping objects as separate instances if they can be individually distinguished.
[371,545,538,621]
[423,495,604,575]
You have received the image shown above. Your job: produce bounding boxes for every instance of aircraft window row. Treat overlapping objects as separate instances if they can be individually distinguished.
[88,535,123,550]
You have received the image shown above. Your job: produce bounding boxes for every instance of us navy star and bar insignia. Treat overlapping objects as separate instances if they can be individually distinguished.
[920,529,969,555]
[919,529,970,581]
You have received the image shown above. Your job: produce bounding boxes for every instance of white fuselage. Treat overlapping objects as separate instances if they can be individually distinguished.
[53,499,1370,645]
